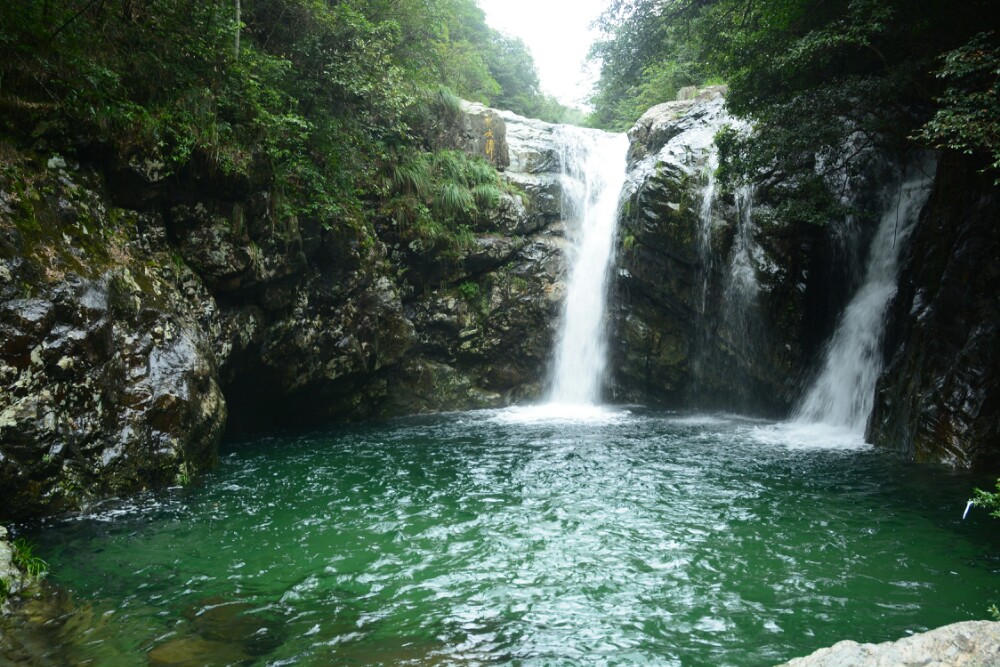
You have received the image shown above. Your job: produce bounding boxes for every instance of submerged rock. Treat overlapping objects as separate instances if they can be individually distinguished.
[147,636,251,667]
[0,527,30,610]
[776,620,1000,667]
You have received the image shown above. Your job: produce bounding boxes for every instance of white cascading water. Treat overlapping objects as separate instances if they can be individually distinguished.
[794,160,935,432]
[721,186,762,352]
[547,128,630,405]
[696,150,719,316]
[688,152,721,394]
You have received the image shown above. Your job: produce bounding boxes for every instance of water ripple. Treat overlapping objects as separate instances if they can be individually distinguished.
[7,411,999,667]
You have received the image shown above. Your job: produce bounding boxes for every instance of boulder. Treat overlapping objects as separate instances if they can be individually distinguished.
[611,88,816,414]
[428,100,510,170]
[777,620,1000,667]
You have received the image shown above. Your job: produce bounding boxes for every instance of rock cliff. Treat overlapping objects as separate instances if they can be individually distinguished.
[612,87,999,466]
[869,154,1000,468]
[610,88,827,414]
[0,160,226,516]
[0,102,579,518]
[3,87,999,522]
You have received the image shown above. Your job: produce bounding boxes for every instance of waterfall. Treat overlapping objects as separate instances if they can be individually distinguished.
[696,151,719,317]
[547,129,629,405]
[722,186,762,356]
[689,153,720,394]
[794,159,935,432]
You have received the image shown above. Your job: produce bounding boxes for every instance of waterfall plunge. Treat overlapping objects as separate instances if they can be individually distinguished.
[794,160,935,432]
[547,129,629,406]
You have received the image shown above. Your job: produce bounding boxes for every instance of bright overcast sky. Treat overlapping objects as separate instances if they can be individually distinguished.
[479,0,609,109]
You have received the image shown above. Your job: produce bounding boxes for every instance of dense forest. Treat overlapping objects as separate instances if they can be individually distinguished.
[4,0,996,232]
[590,0,999,211]
[0,0,578,249]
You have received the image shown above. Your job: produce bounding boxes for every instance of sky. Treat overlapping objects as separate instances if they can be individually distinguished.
[478,0,609,109]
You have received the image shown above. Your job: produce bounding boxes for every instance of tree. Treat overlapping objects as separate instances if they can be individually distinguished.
[589,0,1000,215]
[917,33,1000,183]
[486,33,542,116]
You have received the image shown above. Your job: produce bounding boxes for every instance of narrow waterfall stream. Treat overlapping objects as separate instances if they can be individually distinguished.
[695,151,719,317]
[721,186,763,361]
[794,160,935,432]
[547,128,629,405]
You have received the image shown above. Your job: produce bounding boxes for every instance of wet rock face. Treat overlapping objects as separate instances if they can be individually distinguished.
[389,232,566,411]
[0,163,225,518]
[870,155,1000,468]
[0,100,578,516]
[374,107,576,413]
[626,86,729,168]
[428,101,510,170]
[610,90,820,414]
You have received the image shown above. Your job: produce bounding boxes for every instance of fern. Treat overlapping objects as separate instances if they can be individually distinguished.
[433,150,468,185]
[464,159,498,186]
[433,182,475,219]
[471,183,502,210]
[12,538,47,578]
[392,155,433,197]
[434,86,463,120]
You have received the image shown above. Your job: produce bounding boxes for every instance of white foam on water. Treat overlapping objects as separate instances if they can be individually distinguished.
[749,421,873,451]
[489,403,631,426]
[794,159,935,432]
[669,415,728,426]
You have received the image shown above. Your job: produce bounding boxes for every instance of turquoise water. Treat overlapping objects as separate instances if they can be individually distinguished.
[5,409,1000,666]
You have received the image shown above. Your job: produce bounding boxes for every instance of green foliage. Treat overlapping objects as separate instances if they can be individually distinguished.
[435,182,476,220]
[11,537,47,578]
[486,33,542,115]
[458,281,480,302]
[0,576,8,603]
[393,156,435,198]
[588,0,718,129]
[591,0,1000,217]
[385,149,498,261]
[916,32,1000,182]
[0,0,562,259]
[471,183,503,209]
[390,150,501,223]
[972,478,1000,519]
[483,32,586,123]
[590,16,710,131]
[973,478,1000,619]
[434,87,465,121]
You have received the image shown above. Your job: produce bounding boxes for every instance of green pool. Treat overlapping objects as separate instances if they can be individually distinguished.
[4,408,999,666]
